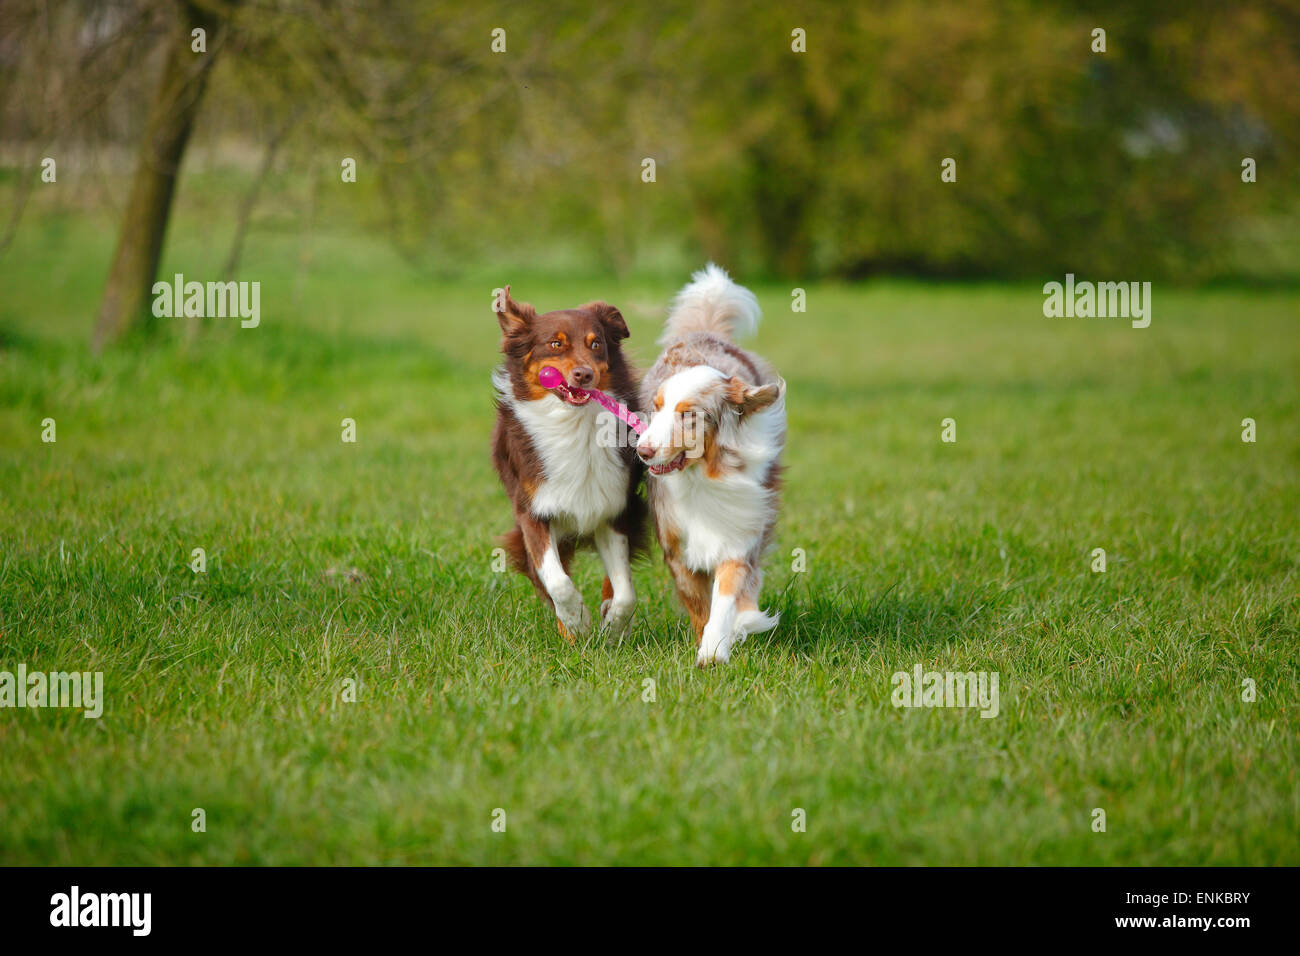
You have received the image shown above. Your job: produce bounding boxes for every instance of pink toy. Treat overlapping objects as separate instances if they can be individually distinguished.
[539,366,646,434]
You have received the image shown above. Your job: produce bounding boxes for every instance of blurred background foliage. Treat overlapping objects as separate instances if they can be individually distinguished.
[2,0,1298,286]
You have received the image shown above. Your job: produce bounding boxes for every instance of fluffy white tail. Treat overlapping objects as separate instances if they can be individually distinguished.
[661,263,761,345]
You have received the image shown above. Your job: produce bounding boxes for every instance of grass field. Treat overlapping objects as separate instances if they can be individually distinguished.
[1,212,1297,865]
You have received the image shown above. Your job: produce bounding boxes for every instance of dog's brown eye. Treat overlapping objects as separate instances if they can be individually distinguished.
[591,341,601,351]
[549,340,562,350]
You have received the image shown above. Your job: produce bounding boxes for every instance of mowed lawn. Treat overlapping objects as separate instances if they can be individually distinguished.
[0,214,1297,865]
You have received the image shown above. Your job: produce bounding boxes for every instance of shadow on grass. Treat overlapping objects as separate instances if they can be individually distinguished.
[754,576,1007,659]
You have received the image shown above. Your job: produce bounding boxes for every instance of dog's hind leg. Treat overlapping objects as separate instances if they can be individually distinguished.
[502,525,550,604]
[665,554,711,645]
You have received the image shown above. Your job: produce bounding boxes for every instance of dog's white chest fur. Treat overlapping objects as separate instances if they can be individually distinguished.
[501,379,628,536]
[653,397,785,570]
[657,468,773,570]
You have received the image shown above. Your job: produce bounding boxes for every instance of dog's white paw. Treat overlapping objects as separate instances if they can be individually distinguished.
[696,627,738,667]
[695,644,729,667]
[600,597,635,642]
[554,591,591,639]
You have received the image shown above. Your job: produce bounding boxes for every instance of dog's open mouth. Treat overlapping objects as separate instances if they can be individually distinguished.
[550,380,592,405]
[647,452,687,475]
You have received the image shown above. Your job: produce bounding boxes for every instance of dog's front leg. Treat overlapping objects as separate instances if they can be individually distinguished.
[697,559,748,666]
[594,524,635,641]
[518,511,590,642]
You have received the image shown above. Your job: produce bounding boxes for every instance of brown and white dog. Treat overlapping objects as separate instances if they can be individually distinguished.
[491,287,645,642]
[637,264,786,666]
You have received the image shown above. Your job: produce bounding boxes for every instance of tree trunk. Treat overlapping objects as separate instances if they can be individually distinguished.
[92,2,222,352]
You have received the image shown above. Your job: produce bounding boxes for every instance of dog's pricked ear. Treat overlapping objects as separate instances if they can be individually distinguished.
[589,302,629,342]
[725,377,781,416]
[495,285,536,335]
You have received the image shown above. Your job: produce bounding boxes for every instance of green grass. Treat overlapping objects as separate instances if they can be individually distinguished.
[0,212,1297,865]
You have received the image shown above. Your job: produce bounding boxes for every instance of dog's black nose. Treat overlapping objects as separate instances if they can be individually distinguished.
[571,366,595,387]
